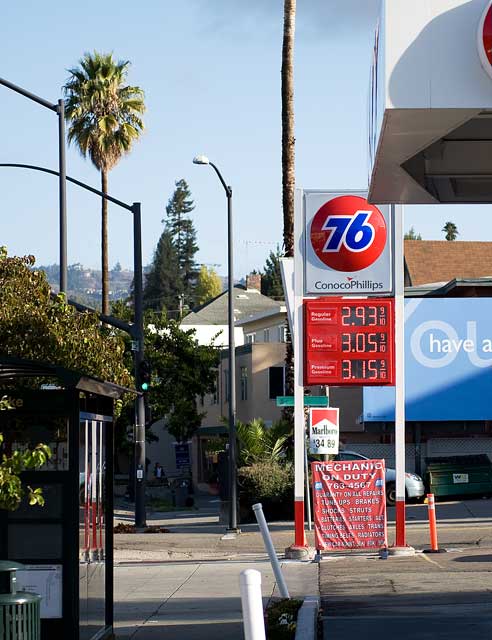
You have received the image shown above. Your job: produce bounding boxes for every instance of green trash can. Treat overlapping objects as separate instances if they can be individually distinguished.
[0,561,41,640]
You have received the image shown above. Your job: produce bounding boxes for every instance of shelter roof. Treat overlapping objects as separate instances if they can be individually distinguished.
[0,356,134,399]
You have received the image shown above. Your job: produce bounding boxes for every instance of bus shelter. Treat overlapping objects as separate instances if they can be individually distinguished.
[0,357,132,640]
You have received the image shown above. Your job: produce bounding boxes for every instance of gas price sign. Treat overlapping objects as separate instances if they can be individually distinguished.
[304,297,395,386]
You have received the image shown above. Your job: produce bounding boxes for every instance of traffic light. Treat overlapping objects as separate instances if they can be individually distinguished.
[138,360,151,392]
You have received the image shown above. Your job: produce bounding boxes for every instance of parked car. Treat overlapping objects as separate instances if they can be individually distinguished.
[333,450,425,506]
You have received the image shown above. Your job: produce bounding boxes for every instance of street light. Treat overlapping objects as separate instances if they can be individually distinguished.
[0,162,147,529]
[0,77,67,294]
[193,155,239,533]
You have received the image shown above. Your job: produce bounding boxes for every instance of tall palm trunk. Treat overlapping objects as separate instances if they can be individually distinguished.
[282,0,296,258]
[101,170,109,315]
[281,0,296,415]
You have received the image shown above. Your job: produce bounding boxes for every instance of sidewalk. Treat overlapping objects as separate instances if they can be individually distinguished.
[113,494,319,639]
[114,493,316,563]
[115,560,318,639]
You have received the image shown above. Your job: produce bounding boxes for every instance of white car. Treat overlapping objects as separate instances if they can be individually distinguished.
[334,450,425,506]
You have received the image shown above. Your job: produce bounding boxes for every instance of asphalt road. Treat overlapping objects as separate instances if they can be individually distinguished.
[320,546,492,639]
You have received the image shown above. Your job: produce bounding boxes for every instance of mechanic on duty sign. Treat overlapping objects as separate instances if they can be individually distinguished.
[304,191,392,295]
[312,459,387,550]
[309,408,339,455]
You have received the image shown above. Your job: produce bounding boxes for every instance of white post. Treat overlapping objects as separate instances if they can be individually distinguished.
[394,204,407,547]
[253,504,290,598]
[293,188,306,547]
[240,569,266,640]
[304,437,312,531]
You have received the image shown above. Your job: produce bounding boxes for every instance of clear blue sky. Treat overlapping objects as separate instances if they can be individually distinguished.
[1,1,489,280]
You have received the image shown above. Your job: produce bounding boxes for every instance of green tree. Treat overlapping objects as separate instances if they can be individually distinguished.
[0,396,51,511]
[143,228,182,313]
[404,227,422,240]
[194,265,222,306]
[0,430,51,511]
[63,51,145,316]
[442,221,459,241]
[261,247,284,299]
[144,314,218,442]
[164,179,198,307]
[0,248,132,387]
[111,305,218,443]
[236,418,292,467]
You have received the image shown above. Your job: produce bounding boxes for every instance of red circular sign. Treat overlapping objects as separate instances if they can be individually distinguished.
[310,195,387,272]
[479,2,492,78]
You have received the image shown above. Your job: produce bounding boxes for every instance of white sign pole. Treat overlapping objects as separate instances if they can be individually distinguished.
[293,188,307,549]
[394,204,407,548]
[280,257,294,337]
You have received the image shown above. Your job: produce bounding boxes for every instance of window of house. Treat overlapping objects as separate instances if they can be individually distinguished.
[263,328,270,343]
[240,367,248,401]
[224,370,229,403]
[211,371,219,405]
[245,333,256,344]
[277,325,287,343]
[269,366,285,400]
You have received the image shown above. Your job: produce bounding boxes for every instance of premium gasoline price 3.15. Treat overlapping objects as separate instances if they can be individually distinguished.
[304,298,395,386]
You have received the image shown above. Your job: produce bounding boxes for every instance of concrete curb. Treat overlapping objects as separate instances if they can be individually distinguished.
[295,595,319,640]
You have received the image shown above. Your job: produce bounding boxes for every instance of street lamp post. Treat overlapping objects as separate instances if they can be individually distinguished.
[0,77,67,294]
[0,162,147,528]
[193,155,239,533]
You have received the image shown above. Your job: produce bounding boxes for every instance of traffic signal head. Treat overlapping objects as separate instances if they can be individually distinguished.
[138,360,151,392]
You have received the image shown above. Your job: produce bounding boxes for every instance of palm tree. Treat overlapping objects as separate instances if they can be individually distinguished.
[63,52,145,314]
[281,0,296,257]
[442,221,459,241]
[236,418,292,467]
[281,0,296,408]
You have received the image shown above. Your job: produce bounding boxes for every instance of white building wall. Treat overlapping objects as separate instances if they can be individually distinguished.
[181,324,244,347]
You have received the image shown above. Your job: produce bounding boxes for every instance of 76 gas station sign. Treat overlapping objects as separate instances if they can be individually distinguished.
[304,191,393,295]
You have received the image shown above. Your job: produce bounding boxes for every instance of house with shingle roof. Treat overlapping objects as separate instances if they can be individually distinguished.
[180,274,283,347]
[404,240,492,288]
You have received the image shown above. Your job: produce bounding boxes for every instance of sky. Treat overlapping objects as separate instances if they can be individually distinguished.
[2,0,491,280]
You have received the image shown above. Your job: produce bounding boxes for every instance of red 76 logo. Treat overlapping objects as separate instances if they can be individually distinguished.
[322,211,375,253]
[310,195,387,272]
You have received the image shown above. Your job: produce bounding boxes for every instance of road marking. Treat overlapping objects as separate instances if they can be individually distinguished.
[418,553,444,569]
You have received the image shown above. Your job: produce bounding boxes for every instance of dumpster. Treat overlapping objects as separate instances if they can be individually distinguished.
[425,455,492,498]
[0,561,41,640]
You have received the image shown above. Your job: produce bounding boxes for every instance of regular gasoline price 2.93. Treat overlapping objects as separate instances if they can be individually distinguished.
[304,298,395,386]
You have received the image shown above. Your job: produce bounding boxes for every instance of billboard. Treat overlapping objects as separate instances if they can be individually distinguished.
[363,298,492,422]
[312,459,387,550]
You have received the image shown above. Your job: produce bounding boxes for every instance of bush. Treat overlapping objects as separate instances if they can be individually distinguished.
[239,461,294,521]
[266,598,303,639]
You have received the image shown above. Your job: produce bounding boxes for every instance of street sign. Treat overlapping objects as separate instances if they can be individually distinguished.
[308,407,339,455]
[276,395,329,407]
[304,297,395,386]
[304,191,392,295]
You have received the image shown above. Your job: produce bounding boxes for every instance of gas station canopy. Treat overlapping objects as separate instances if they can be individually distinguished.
[368,0,492,204]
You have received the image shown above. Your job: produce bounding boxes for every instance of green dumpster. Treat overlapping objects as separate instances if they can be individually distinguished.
[0,561,41,640]
[425,454,492,498]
